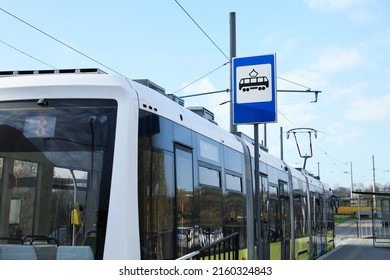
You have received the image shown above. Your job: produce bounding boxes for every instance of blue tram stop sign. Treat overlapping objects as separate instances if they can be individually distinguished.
[233,54,277,124]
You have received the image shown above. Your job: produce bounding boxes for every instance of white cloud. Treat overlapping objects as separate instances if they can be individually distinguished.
[322,122,361,145]
[305,0,365,12]
[181,77,216,95]
[346,94,390,121]
[278,45,363,96]
[328,82,367,100]
[278,103,319,127]
[314,46,362,73]
[349,9,376,24]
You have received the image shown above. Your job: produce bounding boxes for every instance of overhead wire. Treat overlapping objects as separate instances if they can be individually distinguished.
[174,0,230,62]
[172,1,231,96]
[0,7,126,77]
[277,76,311,90]
[0,39,56,69]
[172,62,229,95]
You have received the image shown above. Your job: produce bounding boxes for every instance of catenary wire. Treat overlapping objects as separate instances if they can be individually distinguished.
[0,7,126,77]
[0,39,56,69]
[174,0,230,61]
[172,62,229,95]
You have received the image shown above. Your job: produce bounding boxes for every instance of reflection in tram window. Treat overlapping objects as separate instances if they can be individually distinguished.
[198,167,223,247]
[199,166,220,188]
[226,173,242,192]
[225,186,246,249]
[138,142,175,260]
[294,192,308,237]
[198,187,223,246]
[269,185,280,242]
[175,146,194,258]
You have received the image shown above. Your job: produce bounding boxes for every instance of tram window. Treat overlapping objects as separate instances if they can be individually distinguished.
[269,185,280,242]
[199,166,220,188]
[326,197,335,231]
[198,186,223,247]
[226,173,242,192]
[139,110,174,152]
[197,135,220,165]
[0,158,3,198]
[138,146,175,260]
[173,123,192,147]
[225,190,246,249]
[0,100,117,259]
[269,199,280,242]
[269,184,278,199]
[223,147,242,174]
[293,192,307,237]
[138,112,160,137]
[0,160,38,240]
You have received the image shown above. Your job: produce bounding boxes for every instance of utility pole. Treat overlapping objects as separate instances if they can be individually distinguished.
[229,12,237,133]
[350,161,353,198]
[280,127,284,160]
[317,162,320,178]
[372,155,376,210]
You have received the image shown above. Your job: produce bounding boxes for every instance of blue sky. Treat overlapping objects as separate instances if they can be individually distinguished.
[1,0,389,191]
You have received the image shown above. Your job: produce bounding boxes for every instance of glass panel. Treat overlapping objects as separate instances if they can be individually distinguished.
[49,167,88,246]
[197,135,220,165]
[199,166,220,188]
[226,173,242,192]
[199,187,223,247]
[280,181,290,240]
[260,176,269,245]
[0,158,3,194]
[225,191,246,248]
[224,147,242,173]
[175,147,194,258]
[138,143,175,260]
[382,199,390,227]
[294,192,307,237]
[269,185,280,242]
[0,100,117,258]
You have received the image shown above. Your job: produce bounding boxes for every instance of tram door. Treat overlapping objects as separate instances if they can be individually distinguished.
[268,181,290,260]
[174,145,194,258]
[310,193,323,258]
[280,181,290,260]
[259,176,270,260]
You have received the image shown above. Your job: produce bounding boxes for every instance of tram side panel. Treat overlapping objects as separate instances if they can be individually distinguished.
[244,142,293,260]
[324,186,335,252]
[137,109,249,260]
[290,169,311,260]
[304,172,331,259]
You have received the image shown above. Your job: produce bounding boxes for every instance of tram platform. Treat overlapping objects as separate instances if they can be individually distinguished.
[318,219,390,260]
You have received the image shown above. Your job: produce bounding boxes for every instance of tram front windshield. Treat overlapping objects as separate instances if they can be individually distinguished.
[0,99,117,259]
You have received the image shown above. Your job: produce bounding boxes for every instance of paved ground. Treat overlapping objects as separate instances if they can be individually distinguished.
[318,219,390,260]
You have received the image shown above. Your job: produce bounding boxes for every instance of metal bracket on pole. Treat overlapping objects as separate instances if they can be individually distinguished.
[277,89,321,103]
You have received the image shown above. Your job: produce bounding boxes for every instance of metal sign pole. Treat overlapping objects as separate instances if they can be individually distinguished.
[230,12,237,133]
[254,123,261,259]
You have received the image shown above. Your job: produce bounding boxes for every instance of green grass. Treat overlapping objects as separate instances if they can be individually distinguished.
[334,214,355,225]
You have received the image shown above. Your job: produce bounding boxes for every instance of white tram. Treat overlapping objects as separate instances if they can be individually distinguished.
[0,69,334,260]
